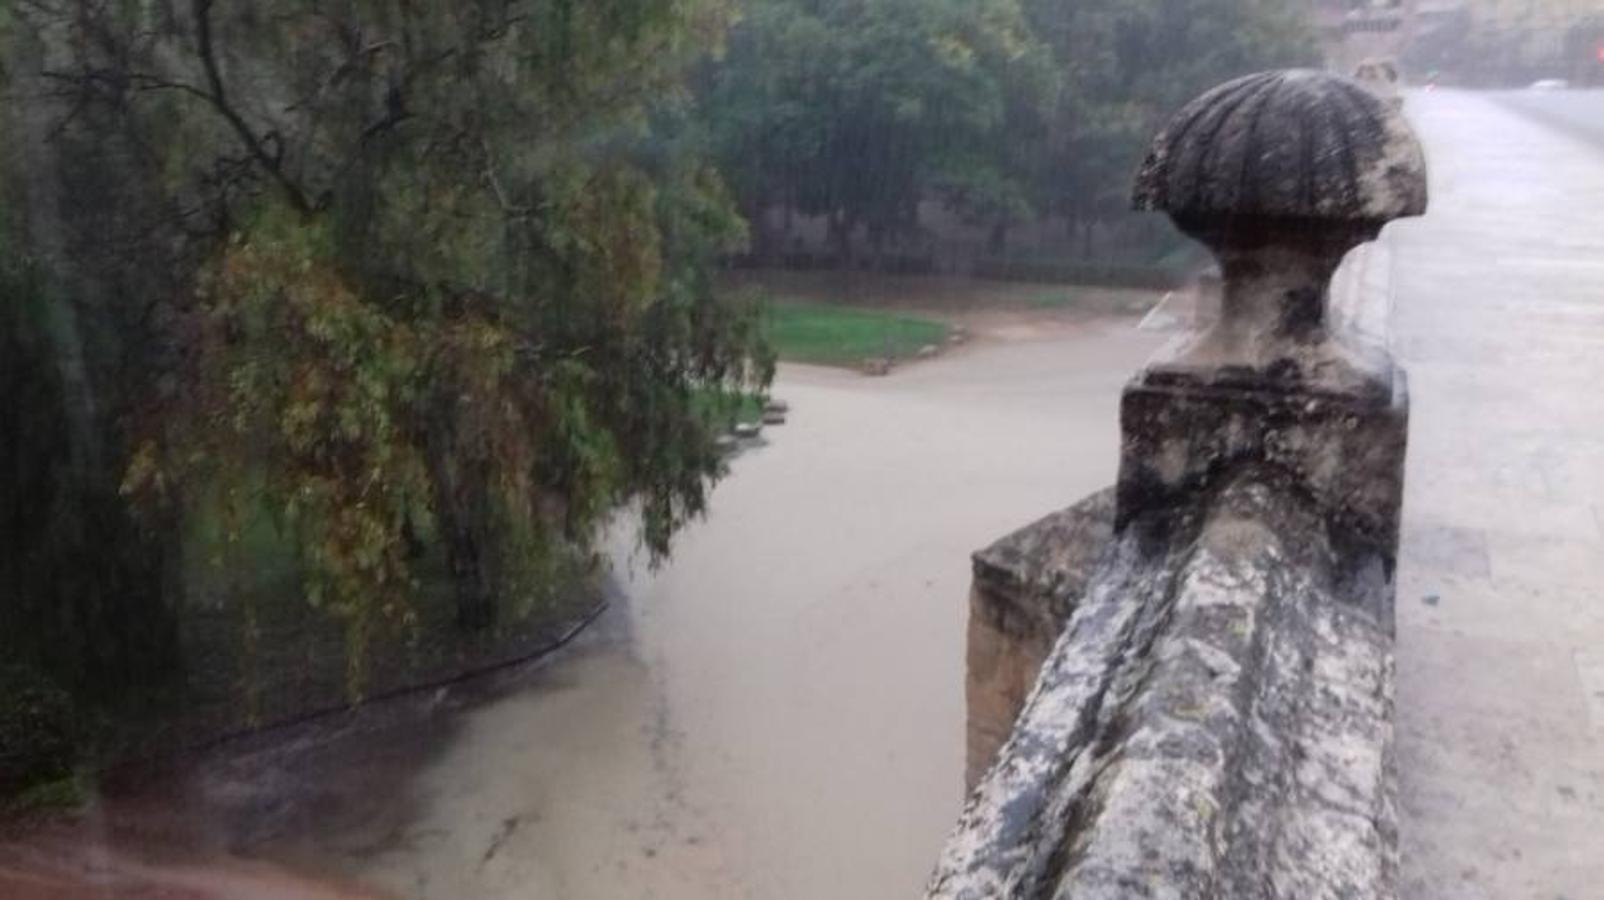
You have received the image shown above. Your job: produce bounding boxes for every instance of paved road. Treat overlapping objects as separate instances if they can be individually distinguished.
[1389,90,1604,900]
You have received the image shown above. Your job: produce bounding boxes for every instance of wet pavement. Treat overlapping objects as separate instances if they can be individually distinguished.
[1388,89,1604,899]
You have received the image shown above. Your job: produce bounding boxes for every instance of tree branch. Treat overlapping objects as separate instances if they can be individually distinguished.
[191,0,318,214]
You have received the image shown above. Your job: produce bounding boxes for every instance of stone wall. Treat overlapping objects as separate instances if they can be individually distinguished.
[965,491,1113,790]
[928,70,1425,900]
[934,476,1398,899]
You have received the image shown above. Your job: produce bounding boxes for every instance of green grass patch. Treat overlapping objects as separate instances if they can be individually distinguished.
[764,300,948,366]
[691,389,766,429]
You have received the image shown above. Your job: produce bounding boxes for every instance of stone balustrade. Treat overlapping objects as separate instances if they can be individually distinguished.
[929,70,1426,900]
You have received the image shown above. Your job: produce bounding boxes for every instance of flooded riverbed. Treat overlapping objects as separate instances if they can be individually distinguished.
[1,313,1163,900]
[341,318,1163,899]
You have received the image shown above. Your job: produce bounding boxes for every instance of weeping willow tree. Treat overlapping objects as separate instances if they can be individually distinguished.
[5,0,770,699]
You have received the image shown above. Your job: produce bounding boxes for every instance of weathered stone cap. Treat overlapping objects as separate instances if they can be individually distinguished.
[1133,69,1427,222]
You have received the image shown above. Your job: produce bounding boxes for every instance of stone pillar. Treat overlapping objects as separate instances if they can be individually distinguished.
[938,70,1427,900]
[1120,68,1424,577]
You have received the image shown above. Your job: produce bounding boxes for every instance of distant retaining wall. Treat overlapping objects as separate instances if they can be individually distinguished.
[969,258,1187,291]
[725,254,1191,292]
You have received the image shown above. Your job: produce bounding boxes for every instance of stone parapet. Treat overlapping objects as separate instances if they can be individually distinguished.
[932,476,1396,899]
[1117,370,1409,582]
[929,69,1424,900]
[966,491,1114,790]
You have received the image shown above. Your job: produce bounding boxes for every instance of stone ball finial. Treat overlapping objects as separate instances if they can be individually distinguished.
[1129,69,1428,399]
[1132,69,1427,224]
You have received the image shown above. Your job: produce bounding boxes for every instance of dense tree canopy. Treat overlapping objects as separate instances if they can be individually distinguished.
[700,0,1318,260]
[4,0,771,695]
[0,0,1317,724]
[1026,0,1318,251]
[700,0,1054,259]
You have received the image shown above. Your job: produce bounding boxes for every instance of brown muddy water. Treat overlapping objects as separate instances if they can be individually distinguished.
[1,312,1164,900]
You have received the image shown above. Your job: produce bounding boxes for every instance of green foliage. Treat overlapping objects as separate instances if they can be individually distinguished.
[2,0,1315,718]
[1023,0,1318,240]
[700,0,1317,259]
[764,300,948,365]
[691,389,767,429]
[702,0,1054,253]
[15,0,770,697]
[131,212,437,683]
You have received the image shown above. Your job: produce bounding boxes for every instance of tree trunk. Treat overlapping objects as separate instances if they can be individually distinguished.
[424,405,498,631]
[442,501,496,631]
